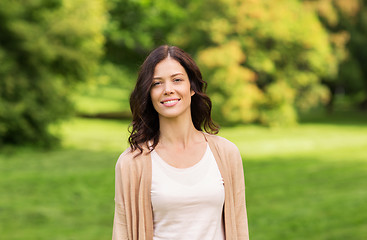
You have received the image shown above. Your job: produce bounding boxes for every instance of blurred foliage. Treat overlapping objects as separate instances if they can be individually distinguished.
[0,0,106,146]
[104,0,186,68]
[172,0,339,126]
[104,0,366,126]
[1,0,366,145]
[304,0,367,110]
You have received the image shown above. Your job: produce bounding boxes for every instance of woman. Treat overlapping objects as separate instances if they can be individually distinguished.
[113,45,249,240]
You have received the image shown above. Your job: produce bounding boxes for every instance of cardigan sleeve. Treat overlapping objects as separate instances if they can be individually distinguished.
[112,152,130,240]
[231,145,250,240]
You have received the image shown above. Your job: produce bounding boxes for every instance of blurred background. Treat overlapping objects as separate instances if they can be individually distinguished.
[0,0,366,239]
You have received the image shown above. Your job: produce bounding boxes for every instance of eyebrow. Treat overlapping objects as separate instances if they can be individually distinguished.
[153,73,184,80]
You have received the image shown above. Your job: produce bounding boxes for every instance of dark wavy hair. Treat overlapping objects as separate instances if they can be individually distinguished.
[128,45,219,155]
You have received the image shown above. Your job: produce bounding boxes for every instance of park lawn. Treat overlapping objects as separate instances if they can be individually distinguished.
[72,85,130,115]
[0,114,367,240]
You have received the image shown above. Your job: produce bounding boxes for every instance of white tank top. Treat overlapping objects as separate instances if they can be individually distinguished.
[151,144,225,240]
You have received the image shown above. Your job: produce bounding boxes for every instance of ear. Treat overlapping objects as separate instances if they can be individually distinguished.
[191,89,195,96]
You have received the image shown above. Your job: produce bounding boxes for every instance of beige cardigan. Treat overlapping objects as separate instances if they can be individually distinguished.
[113,133,249,240]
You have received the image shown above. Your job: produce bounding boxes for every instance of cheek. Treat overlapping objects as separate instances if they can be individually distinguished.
[150,88,158,101]
[150,90,160,109]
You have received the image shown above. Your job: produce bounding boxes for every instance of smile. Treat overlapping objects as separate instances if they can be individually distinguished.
[161,99,180,106]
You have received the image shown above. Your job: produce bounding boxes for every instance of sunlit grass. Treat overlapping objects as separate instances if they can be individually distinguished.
[71,85,130,115]
[1,113,367,239]
[221,123,367,158]
[60,118,130,151]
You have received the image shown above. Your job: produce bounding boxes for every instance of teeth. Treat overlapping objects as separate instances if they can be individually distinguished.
[163,100,178,104]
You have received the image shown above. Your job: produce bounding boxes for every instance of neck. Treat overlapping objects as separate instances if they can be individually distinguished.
[158,114,201,149]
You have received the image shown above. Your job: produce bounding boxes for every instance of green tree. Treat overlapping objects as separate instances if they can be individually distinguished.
[105,0,345,126]
[103,0,187,91]
[171,0,338,126]
[105,0,187,66]
[0,0,106,146]
[304,0,367,111]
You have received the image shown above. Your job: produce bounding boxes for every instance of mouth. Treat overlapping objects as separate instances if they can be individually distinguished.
[160,98,181,106]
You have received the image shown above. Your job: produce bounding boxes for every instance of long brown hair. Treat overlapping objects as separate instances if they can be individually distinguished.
[128,45,219,155]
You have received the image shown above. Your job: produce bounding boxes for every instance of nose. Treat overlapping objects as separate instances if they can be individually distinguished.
[163,82,174,95]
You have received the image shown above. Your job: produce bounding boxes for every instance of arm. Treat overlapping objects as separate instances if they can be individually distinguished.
[112,153,130,240]
[232,146,249,239]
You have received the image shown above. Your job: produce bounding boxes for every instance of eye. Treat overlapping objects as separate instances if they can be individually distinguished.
[152,81,161,87]
[173,78,182,82]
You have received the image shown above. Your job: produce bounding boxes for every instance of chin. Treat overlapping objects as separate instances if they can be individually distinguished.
[159,113,181,119]
[157,109,186,119]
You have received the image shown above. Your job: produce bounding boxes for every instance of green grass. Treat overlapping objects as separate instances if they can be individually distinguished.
[1,113,367,239]
[71,85,131,115]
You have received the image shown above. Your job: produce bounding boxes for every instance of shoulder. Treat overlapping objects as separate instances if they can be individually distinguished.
[204,132,240,153]
[205,133,244,177]
[116,148,133,166]
[115,147,151,170]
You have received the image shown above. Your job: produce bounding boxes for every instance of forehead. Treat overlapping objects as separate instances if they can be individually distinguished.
[153,57,187,77]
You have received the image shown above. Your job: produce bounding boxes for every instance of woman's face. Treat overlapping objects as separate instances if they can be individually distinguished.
[150,57,194,120]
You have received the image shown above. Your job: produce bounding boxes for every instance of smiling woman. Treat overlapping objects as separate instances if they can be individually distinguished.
[150,57,195,120]
[112,45,249,240]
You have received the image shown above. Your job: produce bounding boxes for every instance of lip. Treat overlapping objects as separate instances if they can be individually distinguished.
[160,98,181,107]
